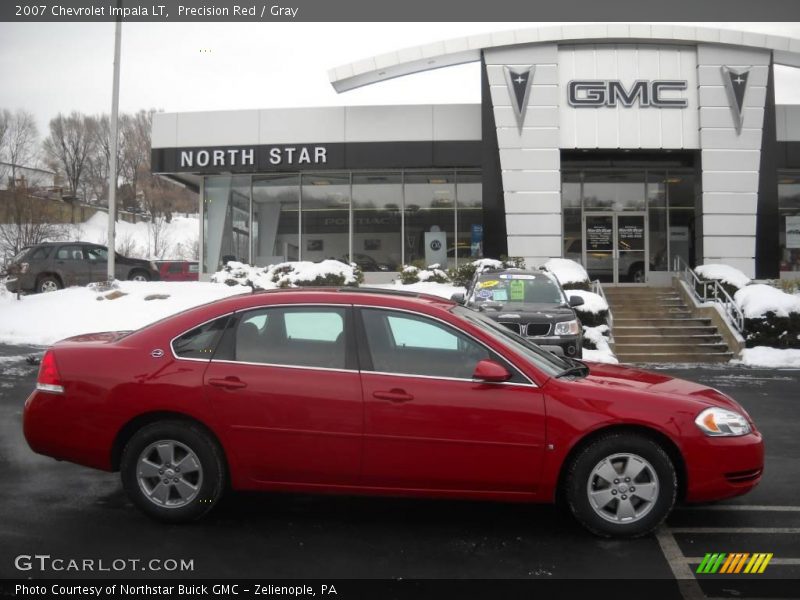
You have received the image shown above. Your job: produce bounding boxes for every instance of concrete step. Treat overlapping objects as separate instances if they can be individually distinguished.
[613,326,720,336]
[613,343,730,354]
[613,334,724,344]
[614,317,712,327]
[612,309,692,318]
[616,352,734,364]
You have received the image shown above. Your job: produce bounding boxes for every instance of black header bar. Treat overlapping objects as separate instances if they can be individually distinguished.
[2,0,800,22]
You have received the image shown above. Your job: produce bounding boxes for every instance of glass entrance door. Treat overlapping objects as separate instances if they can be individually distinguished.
[583,212,648,284]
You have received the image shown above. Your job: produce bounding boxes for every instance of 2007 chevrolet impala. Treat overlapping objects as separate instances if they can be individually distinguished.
[24,288,763,537]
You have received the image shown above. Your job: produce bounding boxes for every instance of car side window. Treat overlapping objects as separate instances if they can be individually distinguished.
[56,245,85,260]
[233,306,347,370]
[360,309,489,379]
[29,247,51,260]
[172,316,230,360]
[86,247,108,261]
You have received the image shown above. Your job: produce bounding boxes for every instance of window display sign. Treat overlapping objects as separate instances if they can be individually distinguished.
[586,219,613,251]
[787,216,800,249]
[618,220,645,251]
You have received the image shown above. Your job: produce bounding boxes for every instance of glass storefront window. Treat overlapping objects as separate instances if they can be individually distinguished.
[456,171,484,264]
[648,171,668,271]
[203,175,250,274]
[252,174,299,266]
[352,173,402,272]
[666,171,696,269]
[779,172,800,273]
[301,173,350,263]
[404,172,456,267]
[583,171,646,211]
[562,171,582,261]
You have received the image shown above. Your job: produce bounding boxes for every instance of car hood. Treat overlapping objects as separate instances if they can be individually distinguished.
[476,302,575,319]
[582,361,744,412]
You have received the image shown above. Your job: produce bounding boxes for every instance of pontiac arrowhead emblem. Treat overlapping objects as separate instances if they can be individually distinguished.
[504,66,535,130]
[721,66,751,134]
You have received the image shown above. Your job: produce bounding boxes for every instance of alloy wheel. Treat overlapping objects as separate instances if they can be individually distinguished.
[586,452,659,524]
[136,440,203,509]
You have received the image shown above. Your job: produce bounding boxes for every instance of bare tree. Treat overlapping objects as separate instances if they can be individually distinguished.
[0,110,39,188]
[0,194,68,256]
[42,112,96,201]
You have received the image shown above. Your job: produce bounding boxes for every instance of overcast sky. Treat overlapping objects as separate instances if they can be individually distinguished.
[1,21,799,136]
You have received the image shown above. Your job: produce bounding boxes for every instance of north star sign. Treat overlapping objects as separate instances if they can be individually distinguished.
[179,145,328,169]
[568,79,689,108]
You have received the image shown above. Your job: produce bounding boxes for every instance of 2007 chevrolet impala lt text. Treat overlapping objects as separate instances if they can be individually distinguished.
[23,288,763,537]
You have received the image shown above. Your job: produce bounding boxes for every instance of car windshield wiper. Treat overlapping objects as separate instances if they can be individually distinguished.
[556,357,590,379]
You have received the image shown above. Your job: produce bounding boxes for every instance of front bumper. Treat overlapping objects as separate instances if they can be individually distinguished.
[684,431,764,503]
[528,334,582,357]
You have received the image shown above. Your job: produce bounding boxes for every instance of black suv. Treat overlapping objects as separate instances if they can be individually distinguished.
[452,269,585,358]
[5,242,160,294]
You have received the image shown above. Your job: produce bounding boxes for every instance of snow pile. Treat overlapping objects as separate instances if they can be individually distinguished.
[212,260,362,290]
[471,258,505,272]
[565,289,609,315]
[582,325,618,364]
[399,264,451,284]
[695,264,751,290]
[734,284,800,318]
[733,347,800,369]
[0,281,244,346]
[369,281,466,300]
[541,258,590,287]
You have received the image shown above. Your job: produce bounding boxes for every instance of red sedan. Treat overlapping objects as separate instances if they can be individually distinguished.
[23,288,763,537]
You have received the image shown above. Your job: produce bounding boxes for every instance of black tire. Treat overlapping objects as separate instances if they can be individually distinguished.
[37,274,62,293]
[564,432,677,538]
[120,420,226,522]
[128,269,151,282]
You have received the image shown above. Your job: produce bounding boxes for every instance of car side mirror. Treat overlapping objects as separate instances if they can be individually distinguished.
[472,359,512,383]
[450,292,466,304]
[569,295,585,308]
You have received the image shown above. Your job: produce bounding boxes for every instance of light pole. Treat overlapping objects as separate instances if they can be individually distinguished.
[107,6,122,280]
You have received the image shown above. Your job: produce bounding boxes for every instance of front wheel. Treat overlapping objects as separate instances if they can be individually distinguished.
[564,432,677,537]
[128,269,151,282]
[120,421,226,522]
[37,275,62,293]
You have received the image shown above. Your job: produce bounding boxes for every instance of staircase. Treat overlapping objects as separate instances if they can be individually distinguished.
[604,286,734,364]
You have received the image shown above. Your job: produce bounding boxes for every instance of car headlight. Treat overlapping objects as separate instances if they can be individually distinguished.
[554,319,580,336]
[694,407,751,437]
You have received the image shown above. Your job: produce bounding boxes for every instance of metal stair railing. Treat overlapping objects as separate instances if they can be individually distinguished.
[590,278,614,339]
[672,255,745,333]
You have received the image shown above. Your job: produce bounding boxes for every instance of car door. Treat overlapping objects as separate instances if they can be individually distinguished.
[356,307,547,494]
[84,245,110,282]
[203,304,363,486]
[53,244,92,286]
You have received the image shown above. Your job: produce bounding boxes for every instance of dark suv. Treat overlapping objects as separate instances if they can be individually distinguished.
[5,242,160,294]
[452,269,585,358]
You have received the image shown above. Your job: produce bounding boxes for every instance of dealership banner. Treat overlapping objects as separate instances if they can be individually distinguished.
[3,0,800,21]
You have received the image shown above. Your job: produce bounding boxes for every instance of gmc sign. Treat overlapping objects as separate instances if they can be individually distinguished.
[568,79,688,108]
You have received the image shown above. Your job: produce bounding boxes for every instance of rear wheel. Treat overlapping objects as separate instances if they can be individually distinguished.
[128,269,151,282]
[37,275,62,293]
[120,421,226,522]
[564,432,676,537]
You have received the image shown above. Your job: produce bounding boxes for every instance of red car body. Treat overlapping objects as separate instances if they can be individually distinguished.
[156,261,199,282]
[23,289,763,519]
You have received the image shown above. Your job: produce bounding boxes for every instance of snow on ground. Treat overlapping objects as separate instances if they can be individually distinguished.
[368,281,466,299]
[0,281,244,346]
[695,264,751,289]
[734,283,800,318]
[541,258,590,286]
[566,289,608,314]
[733,347,800,369]
[582,324,618,364]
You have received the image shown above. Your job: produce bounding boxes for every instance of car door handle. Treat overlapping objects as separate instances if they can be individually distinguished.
[373,389,413,403]
[208,377,247,390]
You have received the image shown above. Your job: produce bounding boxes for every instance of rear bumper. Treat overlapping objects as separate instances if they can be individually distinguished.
[4,274,34,293]
[684,431,764,503]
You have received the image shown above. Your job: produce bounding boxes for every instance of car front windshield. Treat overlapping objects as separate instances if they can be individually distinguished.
[453,305,570,378]
[469,274,565,307]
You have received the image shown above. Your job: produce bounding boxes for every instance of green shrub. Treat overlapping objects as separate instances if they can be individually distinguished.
[743,311,800,348]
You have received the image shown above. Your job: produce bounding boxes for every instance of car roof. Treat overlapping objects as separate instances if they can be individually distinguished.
[476,269,550,278]
[30,241,104,247]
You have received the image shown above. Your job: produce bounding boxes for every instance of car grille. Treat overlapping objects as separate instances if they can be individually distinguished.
[525,323,551,336]
[499,322,522,335]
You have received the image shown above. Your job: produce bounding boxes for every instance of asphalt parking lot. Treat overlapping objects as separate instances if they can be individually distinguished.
[0,344,798,597]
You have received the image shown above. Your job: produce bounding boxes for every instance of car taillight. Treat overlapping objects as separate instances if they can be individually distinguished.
[36,350,64,394]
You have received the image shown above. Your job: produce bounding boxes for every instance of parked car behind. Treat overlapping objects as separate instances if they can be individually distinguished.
[5,242,160,293]
[156,260,199,282]
[452,269,585,358]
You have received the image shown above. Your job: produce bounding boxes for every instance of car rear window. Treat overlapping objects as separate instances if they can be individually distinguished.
[29,247,52,260]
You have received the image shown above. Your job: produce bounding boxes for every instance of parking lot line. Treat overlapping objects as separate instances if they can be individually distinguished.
[655,527,706,600]
[678,505,800,512]
[669,527,800,534]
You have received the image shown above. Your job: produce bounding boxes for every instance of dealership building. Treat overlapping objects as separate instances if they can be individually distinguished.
[151,25,800,283]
